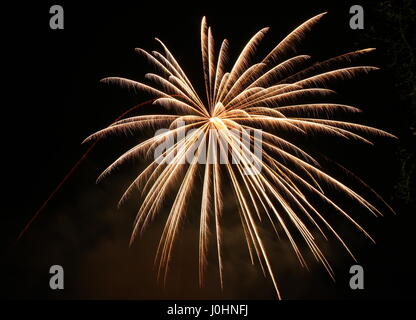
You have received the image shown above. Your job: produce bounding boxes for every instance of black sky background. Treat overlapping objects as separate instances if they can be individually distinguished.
[1,0,415,300]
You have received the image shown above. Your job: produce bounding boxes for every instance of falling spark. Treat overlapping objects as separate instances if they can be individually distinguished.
[84,13,395,299]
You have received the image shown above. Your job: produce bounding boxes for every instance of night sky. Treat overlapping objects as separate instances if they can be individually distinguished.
[1,0,415,300]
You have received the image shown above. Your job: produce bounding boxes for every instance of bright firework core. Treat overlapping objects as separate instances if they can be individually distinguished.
[209,117,225,129]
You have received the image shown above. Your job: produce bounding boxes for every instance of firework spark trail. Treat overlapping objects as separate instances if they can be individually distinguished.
[26,13,396,298]
[15,99,161,243]
[15,142,97,243]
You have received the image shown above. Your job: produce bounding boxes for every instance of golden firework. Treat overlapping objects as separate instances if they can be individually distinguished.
[85,13,395,298]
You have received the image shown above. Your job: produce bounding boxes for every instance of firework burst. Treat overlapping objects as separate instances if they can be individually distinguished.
[85,13,395,298]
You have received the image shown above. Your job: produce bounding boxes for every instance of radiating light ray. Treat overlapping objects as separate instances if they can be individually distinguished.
[86,14,396,298]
